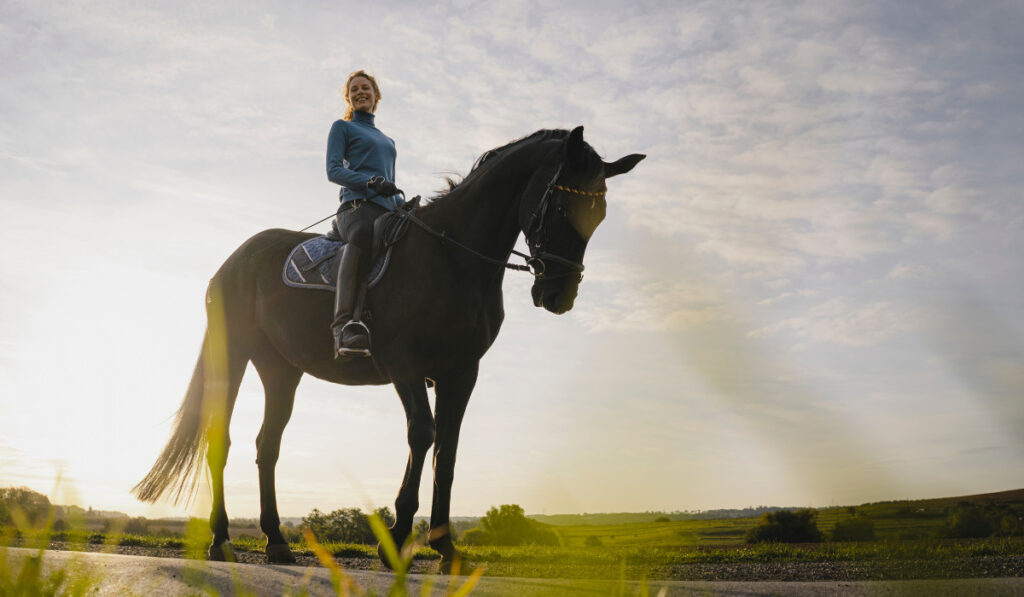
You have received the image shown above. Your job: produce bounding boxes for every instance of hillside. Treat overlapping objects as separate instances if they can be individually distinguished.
[532,488,1024,548]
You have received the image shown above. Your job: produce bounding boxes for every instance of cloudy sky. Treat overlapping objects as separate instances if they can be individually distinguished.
[2,0,1022,520]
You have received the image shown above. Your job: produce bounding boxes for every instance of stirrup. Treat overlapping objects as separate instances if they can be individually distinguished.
[336,321,372,358]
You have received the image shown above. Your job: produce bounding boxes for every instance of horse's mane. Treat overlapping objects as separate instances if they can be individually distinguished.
[424,129,571,207]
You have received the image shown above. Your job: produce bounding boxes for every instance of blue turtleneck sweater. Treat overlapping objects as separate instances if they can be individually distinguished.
[326,110,401,211]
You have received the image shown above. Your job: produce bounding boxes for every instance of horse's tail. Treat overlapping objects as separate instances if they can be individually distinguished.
[131,336,211,504]
[133,279,239,505]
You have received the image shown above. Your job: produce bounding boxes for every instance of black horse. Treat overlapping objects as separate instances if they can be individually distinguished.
[133,126,644,571]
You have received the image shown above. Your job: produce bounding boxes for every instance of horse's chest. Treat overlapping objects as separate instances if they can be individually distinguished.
[376,291,502,368]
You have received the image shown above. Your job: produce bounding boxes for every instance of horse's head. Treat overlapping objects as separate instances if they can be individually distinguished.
[520,126,645,314]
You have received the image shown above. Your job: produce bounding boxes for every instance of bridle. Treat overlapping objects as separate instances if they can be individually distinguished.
[520,162,605,281]
[395,159,603,282]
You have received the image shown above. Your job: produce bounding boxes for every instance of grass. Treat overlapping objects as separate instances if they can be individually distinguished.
[2,510,485,597]
[6,486,1024,592]
[15,510,1024,582]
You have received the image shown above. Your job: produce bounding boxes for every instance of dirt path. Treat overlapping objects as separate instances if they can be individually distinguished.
[5,547,1024,596]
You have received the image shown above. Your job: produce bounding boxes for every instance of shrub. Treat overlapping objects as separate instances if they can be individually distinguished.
[745,509,823,544]
[654,516,670,523]
[124,517,150,535]
[997,512,1024,537]
[460,504,559,546]
[300,506,395,545]
[460,527,491,546]
[947,505,993,538]
[584,535,603,547]
[0,487,52,527]
[938,502,1022,538]
[829,517,876,542]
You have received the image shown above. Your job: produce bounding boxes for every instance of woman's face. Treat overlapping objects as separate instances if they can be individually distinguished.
[348,76,377,113]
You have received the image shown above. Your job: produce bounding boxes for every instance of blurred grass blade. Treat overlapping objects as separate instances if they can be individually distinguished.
[303,528,361,596]
[447,564,485,597]
[367,513,407,574]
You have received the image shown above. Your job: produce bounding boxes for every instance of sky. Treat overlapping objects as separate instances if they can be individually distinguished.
[1,0,1023,520]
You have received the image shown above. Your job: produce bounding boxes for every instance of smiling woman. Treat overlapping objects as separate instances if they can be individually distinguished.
[326,69,403,359]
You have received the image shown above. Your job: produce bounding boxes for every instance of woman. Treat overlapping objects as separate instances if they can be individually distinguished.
[326,70,401,359]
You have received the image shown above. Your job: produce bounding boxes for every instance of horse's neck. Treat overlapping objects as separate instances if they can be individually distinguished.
[422,167,531,272]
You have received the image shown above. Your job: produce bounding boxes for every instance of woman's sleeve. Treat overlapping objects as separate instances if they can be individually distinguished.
[326,121,372,189]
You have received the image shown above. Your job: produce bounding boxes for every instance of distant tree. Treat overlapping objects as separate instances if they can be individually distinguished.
[281,524,304,543]
[463,504,558,546]
[654,516,670,523]
[373,507,396,529]
[997,511,1024,537]
[124,517,151,535]
[414,519,430,538]
[584,535,603,547]
[745,509,823,544]
[300,507,382,544]
[829,517,876,542]
[941,503,994,538]
[460,527,490,545]
[0,487,52,527]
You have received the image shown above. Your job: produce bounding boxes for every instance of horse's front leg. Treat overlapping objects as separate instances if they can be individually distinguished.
[428,362,477,574]
[380,378,434,567]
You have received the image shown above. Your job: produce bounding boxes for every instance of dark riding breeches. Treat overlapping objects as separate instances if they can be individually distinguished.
[335,200,388,274]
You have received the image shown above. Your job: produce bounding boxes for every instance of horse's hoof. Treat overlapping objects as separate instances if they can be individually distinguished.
[266,543,296,564]
[376,542,394,570]
[208,542,236,562]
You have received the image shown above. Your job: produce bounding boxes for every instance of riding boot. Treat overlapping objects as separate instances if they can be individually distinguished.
[331,244,371,359]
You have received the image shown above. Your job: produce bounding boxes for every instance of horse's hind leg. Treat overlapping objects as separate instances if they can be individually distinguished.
[252,345,302,564]
[206,346,249,562]
[380,378,434,567]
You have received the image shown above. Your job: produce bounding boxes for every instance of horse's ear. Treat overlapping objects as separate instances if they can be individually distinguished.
[604,153,646,178]
[565,126,585,161]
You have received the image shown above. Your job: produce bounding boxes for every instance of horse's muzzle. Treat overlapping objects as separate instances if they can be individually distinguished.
[532,281,578,314]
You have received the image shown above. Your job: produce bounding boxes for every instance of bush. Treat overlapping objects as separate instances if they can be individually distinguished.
[460,527,491,546]
[460,504,559,546]
[300,506,394,545]
[938,502,1022,539]
[829,517,876,542]
[947,505,993,538]
[584,535,603,547]
[745,509,823,544]
[0,487,52,527]
[997,512,1024,537]
[654,516,670,523]
[124,517,150,535]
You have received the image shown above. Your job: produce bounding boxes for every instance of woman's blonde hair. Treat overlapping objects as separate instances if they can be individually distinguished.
[343,69,382,121]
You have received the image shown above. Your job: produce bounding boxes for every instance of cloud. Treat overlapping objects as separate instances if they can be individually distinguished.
[752,298,922,348]
[886,262,937,281]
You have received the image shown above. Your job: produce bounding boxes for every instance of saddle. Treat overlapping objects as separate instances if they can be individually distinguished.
[283,207,412,292]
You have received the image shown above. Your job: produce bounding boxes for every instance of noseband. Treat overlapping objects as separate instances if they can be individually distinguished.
[522,163,604,281]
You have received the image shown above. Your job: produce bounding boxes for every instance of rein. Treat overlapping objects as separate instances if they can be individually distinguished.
[394,201,538,275]
[395,165,596,281]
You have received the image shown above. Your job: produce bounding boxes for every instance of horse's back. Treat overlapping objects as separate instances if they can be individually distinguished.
[208,228,390,386]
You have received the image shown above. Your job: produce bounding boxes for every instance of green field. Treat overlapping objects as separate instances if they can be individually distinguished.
[5,487,1024,584]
